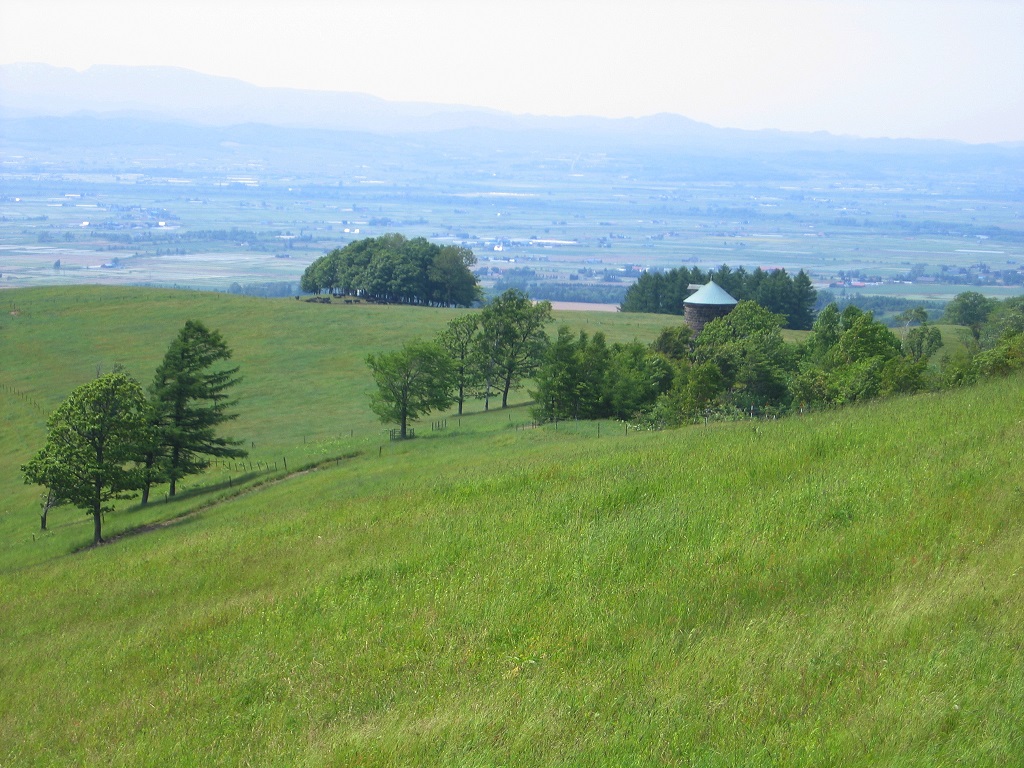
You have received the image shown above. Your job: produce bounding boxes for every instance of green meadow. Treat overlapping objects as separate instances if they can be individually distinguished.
[0,287,680,566]
[1,287,1022,765]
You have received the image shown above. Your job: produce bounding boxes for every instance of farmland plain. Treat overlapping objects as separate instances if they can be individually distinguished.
[2,116,1022,306]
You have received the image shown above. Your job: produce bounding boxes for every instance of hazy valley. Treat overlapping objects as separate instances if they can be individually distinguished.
[2,64,1022,313]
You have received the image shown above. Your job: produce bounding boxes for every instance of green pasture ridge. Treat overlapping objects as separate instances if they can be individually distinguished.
[1,370,1022,764]
[0,285,1022,764]
[0,286,678,566]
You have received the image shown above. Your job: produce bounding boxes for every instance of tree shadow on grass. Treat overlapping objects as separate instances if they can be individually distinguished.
[67,472,269,553]
[124,471,266,511]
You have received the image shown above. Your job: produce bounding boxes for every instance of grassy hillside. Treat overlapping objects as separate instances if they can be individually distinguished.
[1,288,1021,765]
[0,286,680,566]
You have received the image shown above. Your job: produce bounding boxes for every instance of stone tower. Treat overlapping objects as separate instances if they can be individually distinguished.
[683,280,738,333]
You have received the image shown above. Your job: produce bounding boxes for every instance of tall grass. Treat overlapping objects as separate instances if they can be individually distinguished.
[1,350,1021,765]
[2,287,1019,765]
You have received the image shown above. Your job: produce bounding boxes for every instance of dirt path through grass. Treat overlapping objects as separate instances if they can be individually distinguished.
[97,454,357,549]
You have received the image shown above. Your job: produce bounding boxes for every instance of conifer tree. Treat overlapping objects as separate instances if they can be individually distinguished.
[150,321,247,497]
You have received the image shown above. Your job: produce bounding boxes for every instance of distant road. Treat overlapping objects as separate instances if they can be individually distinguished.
[547,301,619,313]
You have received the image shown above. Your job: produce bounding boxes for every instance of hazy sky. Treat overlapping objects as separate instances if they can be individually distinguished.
[2,0,1022,143]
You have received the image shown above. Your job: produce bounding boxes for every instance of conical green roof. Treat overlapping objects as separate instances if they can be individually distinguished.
[683,280,738,306]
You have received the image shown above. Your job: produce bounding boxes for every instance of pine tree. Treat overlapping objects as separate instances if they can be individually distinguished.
[789,270,818,330]
[150,321,247,497]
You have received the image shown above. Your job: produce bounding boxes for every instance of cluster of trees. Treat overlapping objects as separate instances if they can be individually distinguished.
[366,290,551,437]
[367,287,1024,438]
[645,301,949,425]
[531,331,673,422]
[939,292,1024,383]
[22,321,245,545]
[621,265,817,330]
[534,290,1024,429]
[301,234,481,307]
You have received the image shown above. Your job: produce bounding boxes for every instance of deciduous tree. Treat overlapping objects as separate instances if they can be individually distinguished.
[944,291,997,341]
[438,315,480,416]
[366,340,455,438]
[22,373,150,545]
[478,289,552,408]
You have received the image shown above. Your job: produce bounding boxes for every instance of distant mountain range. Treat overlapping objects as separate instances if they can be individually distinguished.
[3,62,1019,158]
[3,61,1023,194]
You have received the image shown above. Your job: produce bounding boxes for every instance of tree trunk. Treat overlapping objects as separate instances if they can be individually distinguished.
[141,453,154,504]
[93,482,103,544]
[169,446,179,496]
[502,375,512,408]
[40,489,53,531]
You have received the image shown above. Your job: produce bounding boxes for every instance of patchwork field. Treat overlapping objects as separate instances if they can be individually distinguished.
[3,138,1023,305]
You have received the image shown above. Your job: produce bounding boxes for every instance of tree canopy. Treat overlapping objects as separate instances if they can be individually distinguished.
[22,373,151,545]
[366,340,456,438]
[148,321,247,497]
[301,234,480,307]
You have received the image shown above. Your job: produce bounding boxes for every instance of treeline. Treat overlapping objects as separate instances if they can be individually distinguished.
[366,288,673,438]
[227,281,299,298]
[621,265,816,329]
[820,292,947,323]
[365,288,1024,438]
[301,233,480,307]
[536,291,1024,428]
[365,290,551,437]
